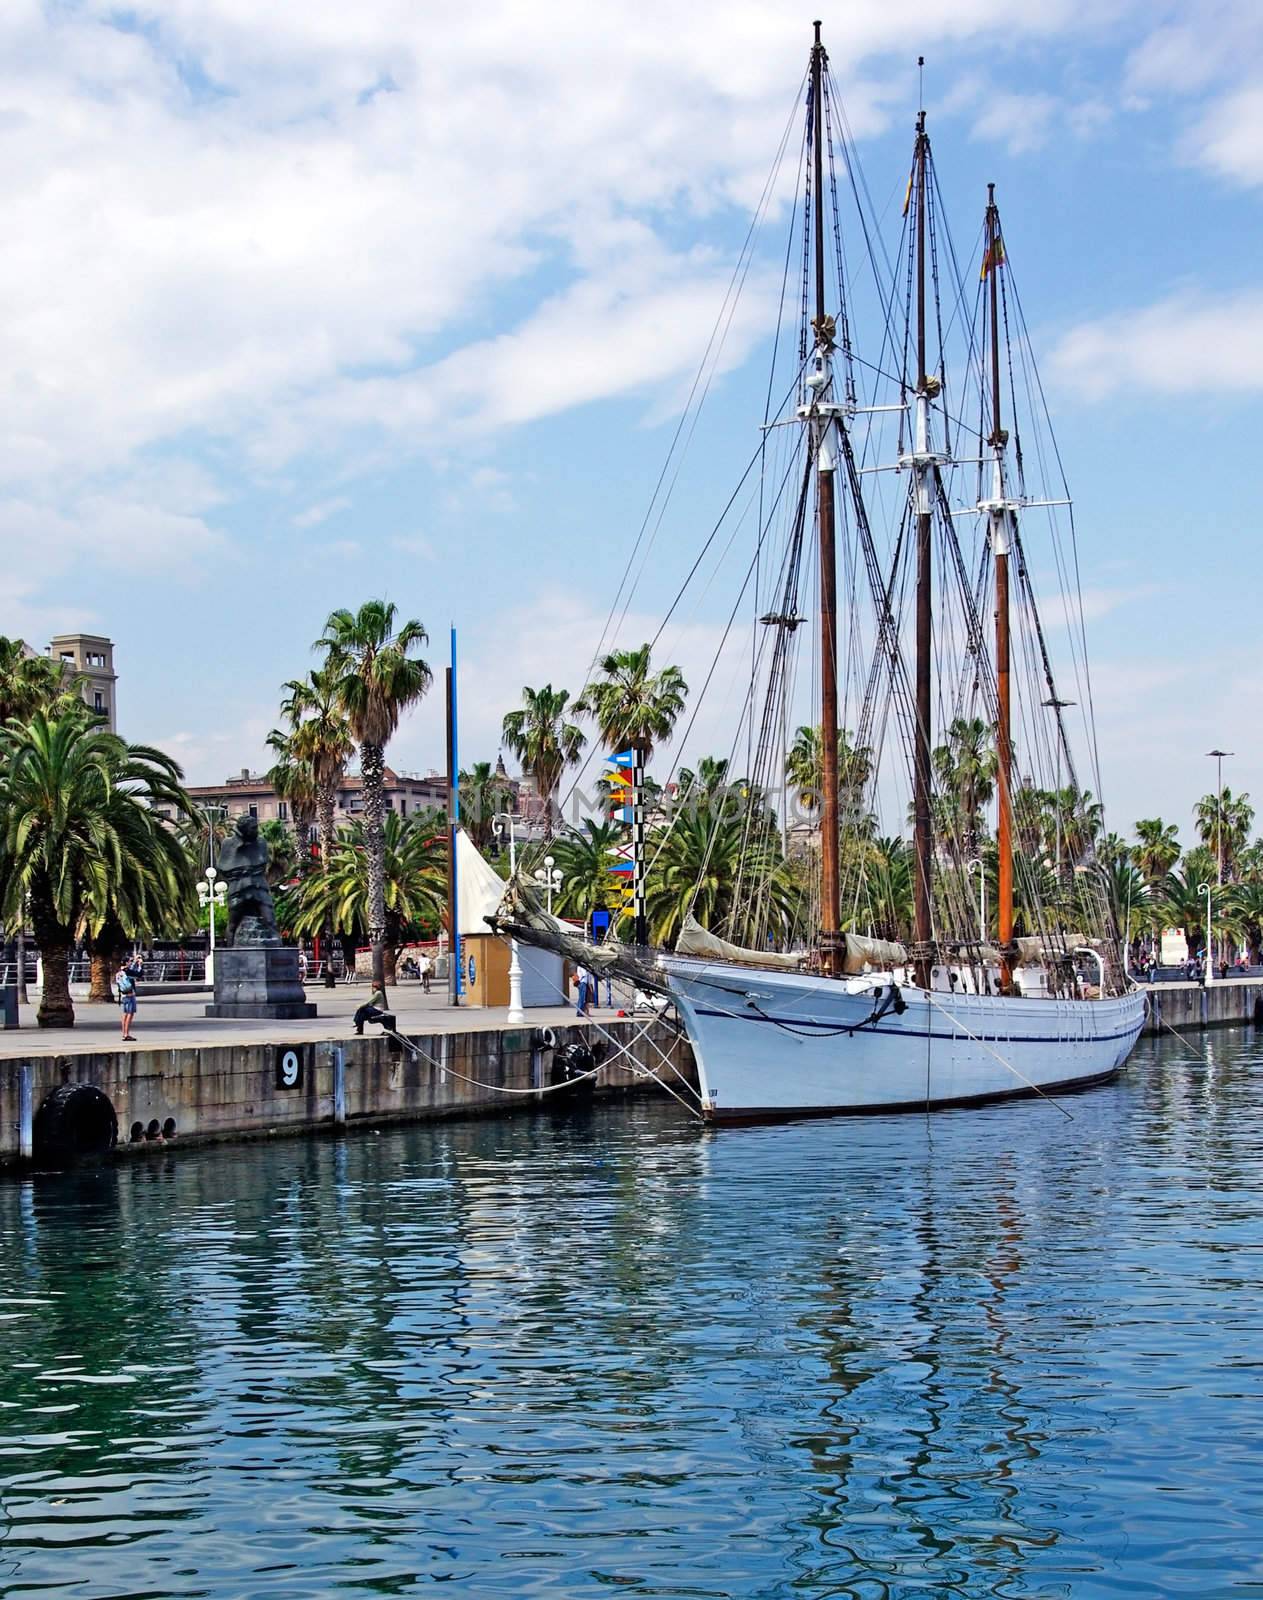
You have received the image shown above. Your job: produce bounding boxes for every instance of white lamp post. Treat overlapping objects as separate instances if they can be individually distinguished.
[198,866,227,984]
[967,858,986,942]
[535,854,563,915]
[1199,880,1214,987]
[493,812,526,1023]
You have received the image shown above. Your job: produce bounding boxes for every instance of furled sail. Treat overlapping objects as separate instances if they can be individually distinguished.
[488,879,670,995]
[842,934,908,975]
[676,915,805,970]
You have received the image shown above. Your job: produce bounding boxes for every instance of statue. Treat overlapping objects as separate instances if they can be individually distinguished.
[217,815,280,945]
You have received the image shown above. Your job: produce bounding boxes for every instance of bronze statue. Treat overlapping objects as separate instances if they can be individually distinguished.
[217,815,279,945]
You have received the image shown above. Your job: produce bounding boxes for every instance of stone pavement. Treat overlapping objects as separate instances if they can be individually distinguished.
[0,981,637,1060]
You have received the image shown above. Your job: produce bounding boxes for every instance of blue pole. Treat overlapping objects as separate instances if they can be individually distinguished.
[451,626,463,1003]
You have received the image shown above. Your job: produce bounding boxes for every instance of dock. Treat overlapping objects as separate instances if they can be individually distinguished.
[0,987,695,1169]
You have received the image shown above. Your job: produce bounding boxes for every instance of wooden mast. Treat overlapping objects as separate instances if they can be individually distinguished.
[811,20,843,976]
[911,111,933,989]
[986,184,1014,988]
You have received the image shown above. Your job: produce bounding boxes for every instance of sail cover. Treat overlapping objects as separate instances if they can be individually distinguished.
[842,933,908,974]
[676,915,805,970]
[456,827,513,937]
[1015,932,1088,964]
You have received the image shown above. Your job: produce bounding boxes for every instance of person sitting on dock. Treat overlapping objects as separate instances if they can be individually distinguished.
[353,983,396,1036]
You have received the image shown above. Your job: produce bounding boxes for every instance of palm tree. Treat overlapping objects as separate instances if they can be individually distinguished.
[266,725,319,870]
[549,820,625,924]
[459,760,514,852]
[1132,817,1181,883]
[286,811,446,975]
[501,685,585,830]
[316,602,432,988]
[784,724,872,820]
[1152,868,1219,963]
[81,806,198,1001]
[932,716,996,852]
[277,668,355,866]
[260,818,298,887]
[852,836,914,944]
[1194,787,1254,881]
[1228,882,1263,964]
[0,711,194,1027]
[577,644,687,768]
[0,638,74,722]
[643,804,799,948]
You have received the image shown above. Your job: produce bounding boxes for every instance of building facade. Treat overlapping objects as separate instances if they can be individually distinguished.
[20,632,118,731]
[187,767,453,832]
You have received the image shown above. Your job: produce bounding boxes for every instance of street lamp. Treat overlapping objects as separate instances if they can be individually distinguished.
[1041,695,1076,875]
[1206,749,1233,885]
[1198,880,1214,987]
[534,854,563,915]
[493,812,526,1024]
[198,866,227,984]
[966,858,987,942]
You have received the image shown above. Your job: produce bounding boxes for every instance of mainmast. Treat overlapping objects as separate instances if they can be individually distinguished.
[809,19,843,976]
[984,184,1015,988]
[910,110,935,989]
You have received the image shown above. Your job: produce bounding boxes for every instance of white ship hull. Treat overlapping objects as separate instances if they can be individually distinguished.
[660,957,1147,1122]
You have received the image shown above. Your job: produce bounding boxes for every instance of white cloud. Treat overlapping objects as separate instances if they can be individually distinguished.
[1050,290,1263,398]
[1187,84,1263,187]
[293,496,351,528]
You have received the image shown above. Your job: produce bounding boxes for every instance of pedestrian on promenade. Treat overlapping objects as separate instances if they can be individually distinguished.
[354,982,396,1036]
[575,963,593,1018]
[115,956,141,1041]
[297,948,308,985]
[419,951,432,994]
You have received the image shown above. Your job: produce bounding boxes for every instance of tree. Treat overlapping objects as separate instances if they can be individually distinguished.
[285,811,446,976]
[260,818,298,887]
[265,725,319,869]
[932,716,996,852]
[1228,882,1263,964]
[0,711,194,1027]
[501,685,585,830]
[1152,869,1219,962]
[642,803,798,948]
[1132,818,1181,883]
[459,760,514,852]
[0,638,74,723]
[549,820,625,924]
[316,601,432,988]
[851,836,913,944]
[785,724,872,822]
[1194,786,1254,881]
[577,644,687,767]
[276,667,355,866]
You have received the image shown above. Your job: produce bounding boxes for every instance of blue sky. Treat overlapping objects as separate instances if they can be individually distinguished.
[1,0,1260,850]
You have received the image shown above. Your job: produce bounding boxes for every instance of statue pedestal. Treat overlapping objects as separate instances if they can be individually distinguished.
[205,944,317,1020]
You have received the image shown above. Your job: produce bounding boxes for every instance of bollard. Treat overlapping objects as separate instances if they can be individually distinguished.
[332,1045,346,1127]
[18,1064,33,1161]
[1,985,17,1030]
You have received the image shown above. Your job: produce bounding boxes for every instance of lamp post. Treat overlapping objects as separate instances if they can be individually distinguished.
[198,867,227,984]
[493,812,526,1024]
[967,858,986,942]
[1041,695,1076,876]
[535,854,563,915]
[1198,880,1214,987]
[1206,748,1233,886]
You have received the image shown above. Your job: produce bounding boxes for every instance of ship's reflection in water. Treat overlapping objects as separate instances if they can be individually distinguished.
[1,1029,1260,1597]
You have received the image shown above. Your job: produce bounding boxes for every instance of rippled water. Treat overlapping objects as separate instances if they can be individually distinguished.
[2,1029,1262,1598]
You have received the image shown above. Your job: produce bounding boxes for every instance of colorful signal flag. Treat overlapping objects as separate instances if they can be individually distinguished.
[606,749,635,770]
[606,857,634,875]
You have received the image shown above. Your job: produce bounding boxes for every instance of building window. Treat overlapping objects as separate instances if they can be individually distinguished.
[248,804,258,819]
[400,798,407,816]
[277,802,288,821]
[93,691,103,710]
[61,652,74,663]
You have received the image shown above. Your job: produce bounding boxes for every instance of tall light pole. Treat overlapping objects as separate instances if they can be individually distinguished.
[493,812,526,1023]
[1207,749,1233,885]
[198,867,227,984]
[1198,880,1214,987]
[1041,695,1076,876]
[535,854,562,916]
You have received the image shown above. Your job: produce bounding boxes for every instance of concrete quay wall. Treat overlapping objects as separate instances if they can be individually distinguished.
[0,1019,694,1169]
[1141,979,1263,1034]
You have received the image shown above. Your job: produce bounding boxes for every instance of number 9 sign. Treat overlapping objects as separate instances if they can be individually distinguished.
[275,1047,304,1090]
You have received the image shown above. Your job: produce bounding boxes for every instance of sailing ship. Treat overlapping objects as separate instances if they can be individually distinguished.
[499,24,1146,1122]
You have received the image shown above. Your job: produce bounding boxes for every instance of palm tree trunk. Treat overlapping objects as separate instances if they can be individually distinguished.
[15,925,28,1004]
[318,785,337,866]
[361,740,387,987]
[37,942,74,1028]
[88,949,113,1003]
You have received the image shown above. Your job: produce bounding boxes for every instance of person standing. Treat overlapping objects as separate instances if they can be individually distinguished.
[115,957,140,1041]
[575,963,592,1018]
[419,951,432,994]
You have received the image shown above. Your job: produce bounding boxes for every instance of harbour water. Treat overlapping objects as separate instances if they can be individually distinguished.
[1,1028,1261,1598]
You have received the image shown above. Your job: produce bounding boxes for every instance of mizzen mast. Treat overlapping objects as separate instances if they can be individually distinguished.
[982,184,1015,988]
[910,108,936,989]
[808,19,843,976]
